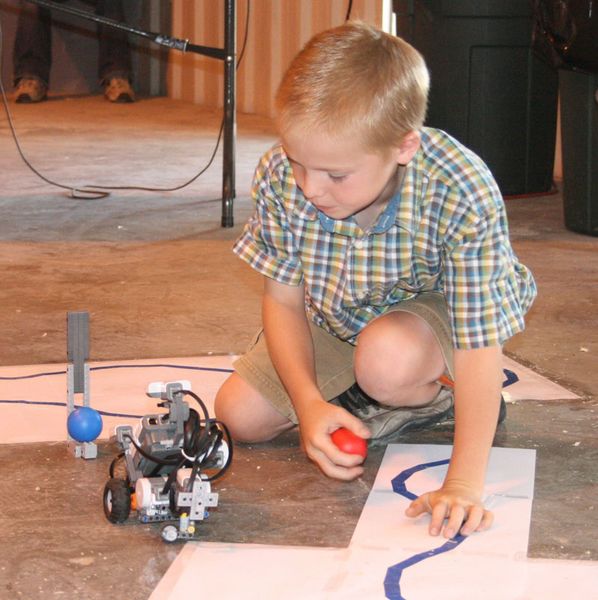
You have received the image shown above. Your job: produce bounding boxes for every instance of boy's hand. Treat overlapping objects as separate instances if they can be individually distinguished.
[405,480,493,538]
[296,400,371,481]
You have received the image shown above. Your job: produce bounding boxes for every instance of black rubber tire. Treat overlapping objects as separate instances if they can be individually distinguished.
[103,478,131,523]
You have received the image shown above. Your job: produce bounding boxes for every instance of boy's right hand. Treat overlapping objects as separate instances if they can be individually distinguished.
[296,399,371,480]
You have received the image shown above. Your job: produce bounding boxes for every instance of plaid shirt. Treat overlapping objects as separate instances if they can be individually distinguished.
[233,128,537,349]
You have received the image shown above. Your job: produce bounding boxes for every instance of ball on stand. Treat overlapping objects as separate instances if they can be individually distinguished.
[67,406,103,442]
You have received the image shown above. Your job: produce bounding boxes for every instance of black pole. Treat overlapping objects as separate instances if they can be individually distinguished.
[221,0,236,228]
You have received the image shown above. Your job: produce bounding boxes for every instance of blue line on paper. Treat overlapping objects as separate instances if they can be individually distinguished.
[384,458,467,600]
[0,362,233,381]
[502,368,519,388]
[0,398,143,419]
[0,362,233,418]
[391,459,450,501]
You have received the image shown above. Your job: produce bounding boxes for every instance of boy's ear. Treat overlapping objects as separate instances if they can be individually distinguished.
[394,130,421,165]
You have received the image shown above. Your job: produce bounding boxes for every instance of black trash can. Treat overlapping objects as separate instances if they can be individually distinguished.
[394,1,559,196]
[535,0,598,235]
[559,70,598,236]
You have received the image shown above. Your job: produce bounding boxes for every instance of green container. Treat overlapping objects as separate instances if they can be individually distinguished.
[559,68,598,236]
[395,0,559,196]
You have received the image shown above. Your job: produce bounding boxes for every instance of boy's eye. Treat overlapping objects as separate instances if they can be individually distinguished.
[328,173,348,182]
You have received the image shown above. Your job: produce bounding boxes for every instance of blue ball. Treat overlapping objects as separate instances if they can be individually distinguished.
[67,407,103,442]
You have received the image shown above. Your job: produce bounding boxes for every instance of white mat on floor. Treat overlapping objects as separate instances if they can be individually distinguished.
[150,444,598,600]
[0,355,578,444]
[0,355,231,444]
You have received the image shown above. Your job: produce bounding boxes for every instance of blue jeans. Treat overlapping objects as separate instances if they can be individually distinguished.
[13,0,131,86]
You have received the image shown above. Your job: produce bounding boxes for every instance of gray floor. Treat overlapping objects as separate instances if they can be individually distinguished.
[0,96,597,599]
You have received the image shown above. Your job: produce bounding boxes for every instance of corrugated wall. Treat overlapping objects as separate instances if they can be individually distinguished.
[168,0,386,117]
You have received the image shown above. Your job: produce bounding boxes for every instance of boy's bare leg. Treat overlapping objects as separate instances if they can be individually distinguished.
[354,311,446,407]
[217,311,446,441]
[215,373,295,442]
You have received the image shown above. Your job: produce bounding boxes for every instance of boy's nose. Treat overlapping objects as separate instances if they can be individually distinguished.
[301,171,325,200]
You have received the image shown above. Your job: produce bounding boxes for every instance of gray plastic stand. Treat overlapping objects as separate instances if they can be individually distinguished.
[66,311,96,459]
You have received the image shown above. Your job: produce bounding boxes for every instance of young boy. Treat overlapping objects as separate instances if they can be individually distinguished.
[215,22,536,539]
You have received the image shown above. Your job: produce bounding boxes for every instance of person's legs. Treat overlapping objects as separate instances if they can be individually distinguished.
[13,1,52,85]
[95,0,131,80]
[95,0,134,101]
[13,1,51,101]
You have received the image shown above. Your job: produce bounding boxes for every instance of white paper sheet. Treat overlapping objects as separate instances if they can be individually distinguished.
[0,355,234,443]
[502,355,579,401]
[150,444,598,600]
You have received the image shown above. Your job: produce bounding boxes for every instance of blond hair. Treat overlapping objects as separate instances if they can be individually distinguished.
[275,21,429,152]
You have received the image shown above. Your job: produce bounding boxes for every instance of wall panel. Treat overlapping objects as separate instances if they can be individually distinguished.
[168,0,383,117]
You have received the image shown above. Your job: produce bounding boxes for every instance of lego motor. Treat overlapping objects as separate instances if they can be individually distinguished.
[103,380,232,542]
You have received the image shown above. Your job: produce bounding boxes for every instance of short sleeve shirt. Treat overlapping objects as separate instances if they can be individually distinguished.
[233,127,537,349]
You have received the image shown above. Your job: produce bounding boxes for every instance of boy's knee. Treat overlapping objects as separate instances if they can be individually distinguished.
[214,376,247,437]
[214,374,292,444]
[354,312,444,400]
[213,380,234,423]
[355,320,412,388]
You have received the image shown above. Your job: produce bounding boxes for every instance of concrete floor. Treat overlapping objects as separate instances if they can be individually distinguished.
[0,95,597,599]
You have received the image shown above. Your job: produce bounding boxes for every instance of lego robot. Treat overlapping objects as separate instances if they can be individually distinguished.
[103,380,232,542]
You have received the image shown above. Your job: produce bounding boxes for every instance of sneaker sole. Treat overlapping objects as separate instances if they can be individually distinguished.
[369,405,455,446]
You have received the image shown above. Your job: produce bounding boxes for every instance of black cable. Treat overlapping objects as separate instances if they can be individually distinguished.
[176,389,233,483]
[108,452,125,478]
[179,389,213,463]
[180,389,211,423]
[0,0,251,200]
[345,0,353,21]
[161,457,187,499]
[204,422,233,482]
[122,432,182,467]
[237,0,251,71]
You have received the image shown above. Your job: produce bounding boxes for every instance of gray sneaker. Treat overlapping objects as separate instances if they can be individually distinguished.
[330,384,454,442]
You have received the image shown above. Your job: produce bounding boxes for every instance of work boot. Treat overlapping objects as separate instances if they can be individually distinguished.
[103,77,135,103]
[15,77,47,103]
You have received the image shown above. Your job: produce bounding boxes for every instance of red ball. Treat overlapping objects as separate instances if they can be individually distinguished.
[331,428,367,459]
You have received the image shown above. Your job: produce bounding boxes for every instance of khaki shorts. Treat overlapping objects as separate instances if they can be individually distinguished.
[233,292,454,424]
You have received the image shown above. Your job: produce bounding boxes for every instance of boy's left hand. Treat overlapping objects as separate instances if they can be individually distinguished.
[405,480,493,538]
